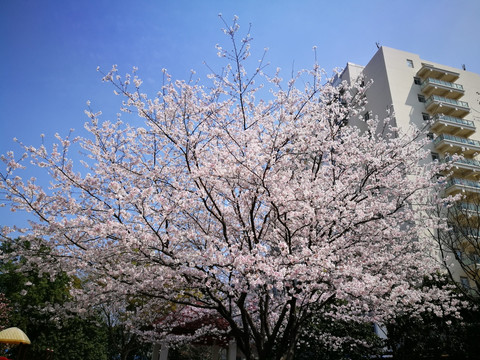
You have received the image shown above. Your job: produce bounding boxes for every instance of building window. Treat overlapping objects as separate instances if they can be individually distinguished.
[363,112,370,121]
[422,113,431,121]
[406,59,414,68]
[431,152,439,161]
[460,277,470,289]
[456,250,463,260]
[414,77,421,85]
[418,94,426,103]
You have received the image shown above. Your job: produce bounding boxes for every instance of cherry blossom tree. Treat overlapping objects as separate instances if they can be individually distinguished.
[431,195,480,306]
[0,19,458,360]
[0,294,10,330]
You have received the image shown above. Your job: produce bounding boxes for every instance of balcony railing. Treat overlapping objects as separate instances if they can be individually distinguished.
[443,156,480,168]
[429,114,475,137]
[425,95,470,117]
[433,134,480,153]
[433,114,474,127]
[422,78,465,100]
[453,203,480,219]
[435,133,480,147]
[458,202,480,212]
[442,156,480,179]
[459,253,480,266]
[445,178,480,194]
[426,95,469,108]
[422,77,464,91]
[449,225,480,236]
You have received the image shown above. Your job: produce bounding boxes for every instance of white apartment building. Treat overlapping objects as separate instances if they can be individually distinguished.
[334,46,480,288]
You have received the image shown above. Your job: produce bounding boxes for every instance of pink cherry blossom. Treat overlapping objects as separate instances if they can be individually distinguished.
[0,22,457,360]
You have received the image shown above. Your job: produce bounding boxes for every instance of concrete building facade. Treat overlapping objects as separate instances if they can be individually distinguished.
[334,46,480,288]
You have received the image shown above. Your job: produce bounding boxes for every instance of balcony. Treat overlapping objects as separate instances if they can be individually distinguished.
[459,252,480,266]
[425,95,470,118]
[449,203,480,221]
[458,202,480,214]
[421,78,465,100]
[433,134,480,156]
[447,226,480,238]
[445,178,480,195]
[443,156,480,179]
[416,63,460,82]
[458,202,480,213]
[448,202,480,224]
[429,114,475,137]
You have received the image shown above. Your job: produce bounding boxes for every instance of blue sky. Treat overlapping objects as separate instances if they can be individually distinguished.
[1,0,480,227]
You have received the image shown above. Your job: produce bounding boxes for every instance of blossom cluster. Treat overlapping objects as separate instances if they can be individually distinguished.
[0,22,457,359]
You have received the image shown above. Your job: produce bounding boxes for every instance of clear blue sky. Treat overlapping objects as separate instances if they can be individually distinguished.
[1,0,480,227]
